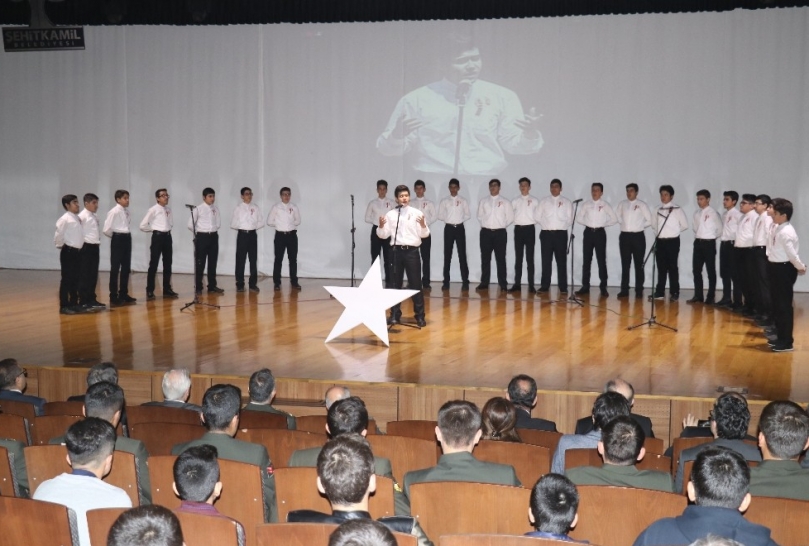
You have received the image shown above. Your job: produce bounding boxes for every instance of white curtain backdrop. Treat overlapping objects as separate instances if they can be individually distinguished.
[1,9,807,290]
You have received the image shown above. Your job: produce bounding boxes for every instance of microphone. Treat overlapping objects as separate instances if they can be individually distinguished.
[395,204,404,210]
[185,204,196,210]
[350,194,354,204]
[456,81,471,107]
[572,198,584,204]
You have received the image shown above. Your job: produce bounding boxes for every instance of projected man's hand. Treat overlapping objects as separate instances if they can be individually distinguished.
[392,116,424,139]
[514,106,542,139]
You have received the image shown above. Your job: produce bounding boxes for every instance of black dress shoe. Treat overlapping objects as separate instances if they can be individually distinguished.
[574,288,589,295]
[714,298,732,307]
[475,284,489,291]
[291,284,302,291]
[537,287,550,293]
[670,294,679,302]
[635,291,644,298]
[704,297,715,305]
[146,291,156,300]
[508,285,521,293]
[423,284,431,291]
[416,318,427,328]
[60,306,78,315]
[89,301,107,309]
[274,284,281,291]
[120,295,137,304]
[441,283,450,290]
[236,286,246,293]
[164,289,179,298]
[600,288,609,297]
[528,286,537,294]
[772,343,794,352]
[208,287,225,294]
[686,297,703,304]
[461,282,470,291]
[499,284,508,291]
[249,286,260,293]
[617,291,629,298]
[387,315,400,325]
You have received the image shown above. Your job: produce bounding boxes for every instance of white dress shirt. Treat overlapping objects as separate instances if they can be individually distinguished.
[376,206,430,245]
[512,194,540,226]
[365,198,396,226]
[536,195,573,230]
[752,212,773,246]
[103,204,130,237]
[577,199,618,229]
[734,210,758,248]
[654,203,689,238]
[437,195,471,225]
[230,202,264,231]
[478,195,514,229]
[188,203,221,233]
[615,199,652,233]
[693,206,722,239]
[139,204,173,233]
[267,202,301,232]
[78,209,100,244]
[54,212,84,249]
[412,197,437,225]
[769,222,805,270]
[721,208,743,242]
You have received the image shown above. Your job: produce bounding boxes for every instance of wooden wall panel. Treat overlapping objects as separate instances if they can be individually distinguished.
[463,388,502,410]
[345,384,399,433]
[117,372,155,405]
[633,397,672,448]
[37,368,85,402]
[398,385,465,422]
[537,391,595,435]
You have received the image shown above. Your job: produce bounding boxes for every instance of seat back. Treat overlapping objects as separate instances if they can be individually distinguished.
[366,434,437,482]
[239,410,289,430]
[237,428,326,469]
[440,535,599,546]
[255,523,416,546]
[671,436,712,471]
[515,429,562,454]
[744,495,809,546]
[126,405,203,427]
[275,466,396,522]
[43,401,85,417]
[564,448,602,470]
[147,455,181,508]
[175,510,247,546]
[643,437,665,455]
[129,421,203,456]
[295,415,378,435]
[569,485,687,546]
[474,440,550,487]
[0,445,19,496]
[0,496,78,546]
[386,420,438,443]
[409,482,531,539]
[0,413,30,445]
[86,507,127,546]
[30,415,82,446]
[0,400,37,422]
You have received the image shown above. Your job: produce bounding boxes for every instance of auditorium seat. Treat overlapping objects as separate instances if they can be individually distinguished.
[744,495,809,546]
[176,509,247,546]
[30,414,82,445]
[86,507,127,546]
[386,420,438,443]
[237,428,326,470]
[0,400,37,424]
[42,401,84,417]
[474,439,550,487]
[255,522,417,546]
[239,410,289,430]
[564,448,671,474]
[643,437,664,455]
[440,534,601,546]
[0,496,79,545]
[515,429,562,455]
[671,436,712,471]
[129,421,202,456]
[125,405,203,427]
[0,445,20,496]
[366,434,437,482]
[0,413,31,445]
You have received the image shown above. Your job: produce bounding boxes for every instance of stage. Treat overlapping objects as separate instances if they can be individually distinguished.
[1,268,806,401]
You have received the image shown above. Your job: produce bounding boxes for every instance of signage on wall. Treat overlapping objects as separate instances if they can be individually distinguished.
[3,27,85,52]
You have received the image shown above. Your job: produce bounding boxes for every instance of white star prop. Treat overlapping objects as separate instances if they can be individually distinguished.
[324,257,417,346]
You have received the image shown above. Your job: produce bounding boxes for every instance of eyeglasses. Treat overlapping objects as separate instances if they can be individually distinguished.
[17,368,27,378]
[243,192,253,196]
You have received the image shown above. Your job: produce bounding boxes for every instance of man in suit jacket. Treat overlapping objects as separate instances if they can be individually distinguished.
[171,383,278,522]
[0,358,46,416]
[242,368,296,429]
[674,393,762,493]
[403,400,520,510]
[573,379,654,438]
[506,374,557,432]
[566,416,672,492]
[141,368,202,412]
[749,400,809,500]
[67,362,130,435]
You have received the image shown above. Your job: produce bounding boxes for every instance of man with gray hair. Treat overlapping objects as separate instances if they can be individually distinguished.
[574,378,654,438]
[325,385,351,410]
[142,368,201,412]
[243,368,296,429]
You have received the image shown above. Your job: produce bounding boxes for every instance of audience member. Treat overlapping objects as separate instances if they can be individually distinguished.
[288,434,433,546]
[506,374,557,431]
[171,384,278,522]
[674,393,762,492]
[325,385,351,410]
[403,400,520,507]
[0,358,46,415]
[525,473,585,543]
[173,444,239,522]
[142,368,202,412]
[68,361,120,401]
[749,400,809,500]
[481,396,521,442]
[574,378,654,438]
[34,418,132,546]
[633,446,777,546]
[329,519,398,546]
[242,368,296,429]
[107,505,184,546]
[0,434,28,496]
[552,391,630,473]
[566,416,672,492]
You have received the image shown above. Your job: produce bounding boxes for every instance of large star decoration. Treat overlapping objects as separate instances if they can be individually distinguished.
[324,257,417,346]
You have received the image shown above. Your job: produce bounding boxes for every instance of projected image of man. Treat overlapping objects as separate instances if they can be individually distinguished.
[376,34,543,177]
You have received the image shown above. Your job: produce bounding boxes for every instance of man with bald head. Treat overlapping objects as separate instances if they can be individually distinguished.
[574,379,654,438]
[506,374,556,432]
[142,368,201,412]
[325,386,351,410]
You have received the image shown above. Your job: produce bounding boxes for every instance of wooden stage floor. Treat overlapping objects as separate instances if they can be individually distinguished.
[1,269,806,401]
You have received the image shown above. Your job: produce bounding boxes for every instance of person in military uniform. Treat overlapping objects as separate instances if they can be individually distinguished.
[288,434,433,546]
[566,416,672,492]
[749,400,809,500]
[242,368,296,429]
[171,384,278,522]
[403,400,520,510]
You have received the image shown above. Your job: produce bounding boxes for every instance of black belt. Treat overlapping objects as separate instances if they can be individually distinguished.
[514,224,535,229]
[62,245,81,252]
[621,231,643,234]
[753,245,766,250]
[446,223,464,228]
[392,245,417,250]
[84,242,100,246]
[585,227,605,232]
[277,230,297,234]
[153,230,171,235]
[721,240,735,244]
[695,238,716,242]
[111,232,131,237]
[197,231,217,235]
[238,229,256,234]
[482,228,506,232]
[543,229,566,232]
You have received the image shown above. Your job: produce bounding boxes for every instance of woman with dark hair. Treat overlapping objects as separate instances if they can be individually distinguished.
[481,396,522,442]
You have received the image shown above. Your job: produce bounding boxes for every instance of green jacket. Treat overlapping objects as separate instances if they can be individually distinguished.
[243,403,297,430]
[0,438,28,496]
[566,463,673,493]
[750,459,809,501]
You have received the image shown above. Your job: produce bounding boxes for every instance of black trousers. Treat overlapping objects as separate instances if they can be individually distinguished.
[60,245,81,308]
[655,237,680,296]
[390,246,425,320]
[719,241,742,304]
[79,243,100,305]
[539,230,568,291]
[619,231,645,294]
[147,231,173,293]
[769,262,797,344]
[235,230,258,289]
[513,224,536,287]
[194,232,219,292]
[735,247,755,312]
[752,247,772,317]
[443,224,469,284]
[480,228,508,288]
[109,232,132,299]
[370,226,392,285]
[419,234,431,287]
[581,227,608,290]
[692,239,717,299]
[273,231,299,285]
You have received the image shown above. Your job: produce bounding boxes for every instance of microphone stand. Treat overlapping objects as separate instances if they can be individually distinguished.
[181,205,220,312]
[628,207,677,332]
[560,199,584,307]
[350,194,356,287]
[389,206,421,331]
[452,83,469,176]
